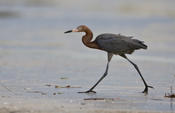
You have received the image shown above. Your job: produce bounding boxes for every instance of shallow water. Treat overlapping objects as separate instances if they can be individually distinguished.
[0,0,175,112]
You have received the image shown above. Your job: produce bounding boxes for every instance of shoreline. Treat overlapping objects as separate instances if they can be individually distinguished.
[0,97,173,113]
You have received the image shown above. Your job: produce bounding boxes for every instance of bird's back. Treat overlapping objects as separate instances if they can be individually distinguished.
[95,33,147,54]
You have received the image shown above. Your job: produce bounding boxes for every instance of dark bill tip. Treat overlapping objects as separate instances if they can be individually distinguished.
[64,30,72,33]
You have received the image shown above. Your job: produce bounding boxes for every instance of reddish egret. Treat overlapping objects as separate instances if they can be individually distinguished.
[65,25,153,94]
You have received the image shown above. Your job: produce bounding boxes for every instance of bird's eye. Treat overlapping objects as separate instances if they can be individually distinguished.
[77,26,83,31]
[78,27,81,31]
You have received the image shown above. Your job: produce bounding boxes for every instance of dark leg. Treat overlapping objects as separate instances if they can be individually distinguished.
[78,53,113,93]
[120,54,153,94]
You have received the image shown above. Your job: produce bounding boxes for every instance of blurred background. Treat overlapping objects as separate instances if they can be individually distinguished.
[0,0,175,110]
[0,0,175,58]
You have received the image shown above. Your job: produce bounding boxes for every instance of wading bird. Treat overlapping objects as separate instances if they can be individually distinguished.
[65,25,153,94]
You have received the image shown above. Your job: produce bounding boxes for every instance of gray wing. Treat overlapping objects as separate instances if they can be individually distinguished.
[95,33,147,54]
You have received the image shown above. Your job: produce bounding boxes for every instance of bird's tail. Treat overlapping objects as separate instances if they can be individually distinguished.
[133,39,148,49]
[140,42,147,49]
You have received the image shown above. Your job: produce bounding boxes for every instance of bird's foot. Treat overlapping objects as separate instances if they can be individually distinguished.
[78,90,96,93]
[142,85,154,94]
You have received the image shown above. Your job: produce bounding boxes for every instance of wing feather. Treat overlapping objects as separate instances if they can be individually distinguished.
[95,33,147,54]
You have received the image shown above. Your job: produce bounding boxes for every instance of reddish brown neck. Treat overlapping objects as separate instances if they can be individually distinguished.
[82,28,99,49]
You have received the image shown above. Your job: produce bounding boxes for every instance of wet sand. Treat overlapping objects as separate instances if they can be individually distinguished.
[0,58,174,113]
[0,97,173,113]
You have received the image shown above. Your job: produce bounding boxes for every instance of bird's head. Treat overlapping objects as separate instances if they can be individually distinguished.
[64,25,88,33]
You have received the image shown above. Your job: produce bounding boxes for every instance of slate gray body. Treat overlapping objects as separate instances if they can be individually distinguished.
[95,33,147,54]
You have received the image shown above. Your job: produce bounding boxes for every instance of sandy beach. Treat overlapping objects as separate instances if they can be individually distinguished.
[0,97,173,113]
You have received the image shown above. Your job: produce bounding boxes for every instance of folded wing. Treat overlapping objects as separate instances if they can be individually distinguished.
[95,33,147,54]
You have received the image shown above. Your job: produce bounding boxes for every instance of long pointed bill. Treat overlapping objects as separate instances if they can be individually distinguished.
[64,30,72,33]
[64,28,79,34]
